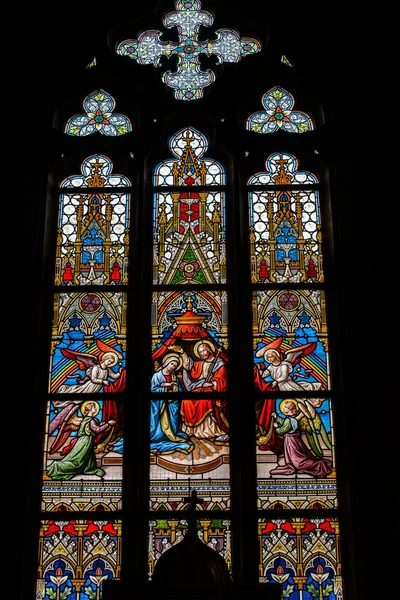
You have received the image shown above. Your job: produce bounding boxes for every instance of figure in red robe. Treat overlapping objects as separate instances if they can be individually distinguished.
[176,340,229,442]
[254,363,283,454]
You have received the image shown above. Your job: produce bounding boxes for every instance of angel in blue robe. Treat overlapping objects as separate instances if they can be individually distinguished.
[150,353,194,454]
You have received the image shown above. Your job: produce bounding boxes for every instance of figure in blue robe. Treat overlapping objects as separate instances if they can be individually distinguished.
[150,353,194,454]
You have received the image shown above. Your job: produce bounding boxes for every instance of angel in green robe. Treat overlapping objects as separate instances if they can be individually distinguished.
[47,401,116,480]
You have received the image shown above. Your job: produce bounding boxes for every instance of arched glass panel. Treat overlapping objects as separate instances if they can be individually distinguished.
[150,127,229,507]
[35,153,131,598]
[56,155,131,286]
[248,152,322,284]
[23,6,356,598]
[153,127,226,285]
[248,149,342,598]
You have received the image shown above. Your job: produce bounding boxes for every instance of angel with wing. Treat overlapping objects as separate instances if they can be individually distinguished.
[255,337,323,392]
[254,337,331,458]
[46,400,117,480]
[48,397,121,460]
[269,400,333,479]
[56,339,124,394]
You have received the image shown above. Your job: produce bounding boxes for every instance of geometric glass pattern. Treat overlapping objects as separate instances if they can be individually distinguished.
[148,518,232,578]
[36,520,122,600]
[249,152,318,185]
[65,90,132,136]
[116,1,261,100]
[258,517,343,599]
[60,155,131,189]
[154,127,225,186]
[56,155,131,286]
[248,152,322,284]
[42,399,123,511]
[49,292,127,394]
[153,127,226,284]
[247,87,314,134]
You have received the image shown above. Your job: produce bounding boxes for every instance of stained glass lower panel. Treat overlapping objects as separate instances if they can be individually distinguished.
[148,518,231,579]
[258,517,343,599]
[150,398,230,510]
[256,397,337,509]
[42,399,123,511]
[36,520,121,600]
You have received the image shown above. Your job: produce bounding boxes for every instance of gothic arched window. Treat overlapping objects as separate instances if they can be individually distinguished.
[19,3,358,600]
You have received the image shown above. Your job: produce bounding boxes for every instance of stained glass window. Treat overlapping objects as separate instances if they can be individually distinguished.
[150,290,230,510]
[65,90,132,136]
[150,127,230,516]
[37,520,122,599]
[153,127,226,285]
[35,153,131,598]
[24,4,355,599]
[248,149,343,598]
[56,155,131,285]
[253,290,337,510]
[248,152,322,283]
[115,0,261,100]
[43,399,123,510]
[258,518,342,597]
[246,88,314,134]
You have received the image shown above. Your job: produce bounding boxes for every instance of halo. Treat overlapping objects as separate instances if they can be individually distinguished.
[81,400,100,417]
[193,339,216,358]
[162,353,183,370]
[101,351,119,367]
[279,399,299,414]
